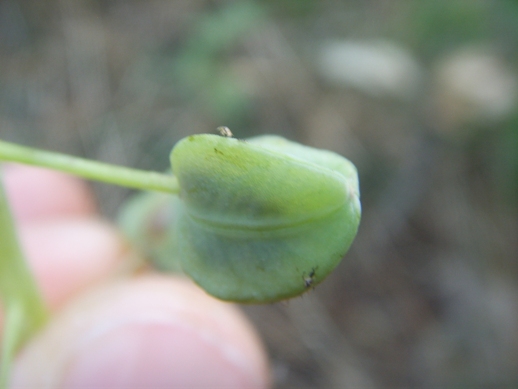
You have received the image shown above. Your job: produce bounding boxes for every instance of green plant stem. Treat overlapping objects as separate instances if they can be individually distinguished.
[0,175,49,388]
[0,305,24,388]
[0,139,179,194]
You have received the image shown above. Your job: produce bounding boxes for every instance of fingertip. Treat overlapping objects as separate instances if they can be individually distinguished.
[18,218,130,309]
[2,164,97,222]
[11,276,271,389]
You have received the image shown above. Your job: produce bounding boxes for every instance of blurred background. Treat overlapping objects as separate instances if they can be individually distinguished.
[1,0,518,387]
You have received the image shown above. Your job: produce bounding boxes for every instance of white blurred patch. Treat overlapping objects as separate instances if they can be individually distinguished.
[432,47,517,129]
[318,40,422,101]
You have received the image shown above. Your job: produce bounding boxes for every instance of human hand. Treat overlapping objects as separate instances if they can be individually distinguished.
[2,164,270,388]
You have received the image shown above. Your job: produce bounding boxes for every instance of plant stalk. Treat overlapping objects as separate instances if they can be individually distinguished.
[0,139,179,194]
[0,172,49,387]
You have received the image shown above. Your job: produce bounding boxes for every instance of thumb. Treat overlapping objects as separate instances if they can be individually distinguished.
[11,276,270,389]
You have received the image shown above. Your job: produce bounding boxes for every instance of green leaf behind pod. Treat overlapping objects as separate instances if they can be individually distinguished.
[171,134,361,303]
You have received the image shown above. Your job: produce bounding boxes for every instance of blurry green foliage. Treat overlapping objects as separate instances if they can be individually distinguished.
[172,1,266,122]
[401,0,491,56]
[495,113,518,206]
[258,0,317,18]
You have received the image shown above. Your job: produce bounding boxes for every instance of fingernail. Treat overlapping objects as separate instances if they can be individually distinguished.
[61,320,262,389]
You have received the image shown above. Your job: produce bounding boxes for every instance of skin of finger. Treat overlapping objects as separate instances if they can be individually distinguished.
[10,275,271,389]
[0,164,126,325]
[17,218,130,309]
[2,164,97,222]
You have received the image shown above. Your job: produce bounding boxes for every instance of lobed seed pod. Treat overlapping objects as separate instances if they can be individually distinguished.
[170,134,361,303]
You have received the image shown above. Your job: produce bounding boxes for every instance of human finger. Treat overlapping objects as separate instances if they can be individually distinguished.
[11,275,271,389]
[2,164,96,222]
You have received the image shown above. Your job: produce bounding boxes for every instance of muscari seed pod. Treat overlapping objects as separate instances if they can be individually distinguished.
[171,134,361,303]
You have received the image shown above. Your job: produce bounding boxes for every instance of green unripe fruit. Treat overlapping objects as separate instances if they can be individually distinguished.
[171,134,361,303]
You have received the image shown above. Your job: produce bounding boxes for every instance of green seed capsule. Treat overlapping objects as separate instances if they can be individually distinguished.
[170,134,361,303]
